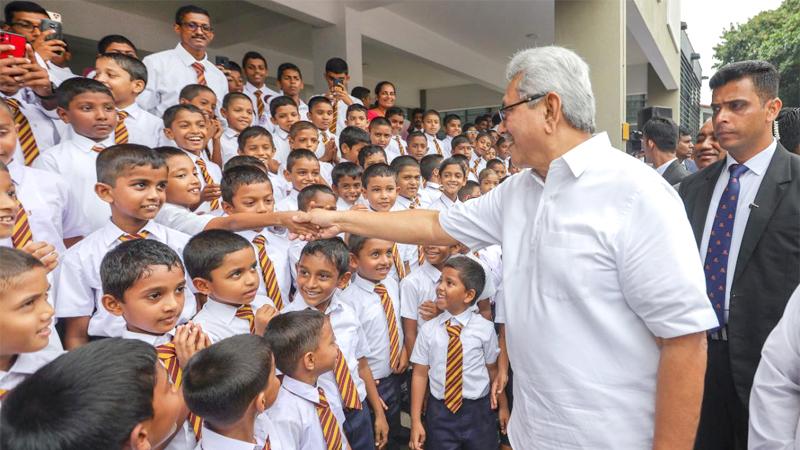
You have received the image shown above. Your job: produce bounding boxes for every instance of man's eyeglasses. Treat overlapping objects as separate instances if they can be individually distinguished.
[8,21,37,32]
[180,22,213,33]
[498,93,546,122]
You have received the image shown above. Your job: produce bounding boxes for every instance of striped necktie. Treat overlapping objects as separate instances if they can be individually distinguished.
[4,98,39,165]
[194,158,220,210]
[321,131,329,144]
[0,388,7,400]
[329,100,338,134]
[396,136,406,156]
[373,283,401,369]
[315,387,344,450]
[391,243,406,280]
[91,144,105,153]
[433,139,443,156]
[254,89,265,120]
[157,342,203,439]
[235,304,256,334]
[252,235,284,310]
[444,319,464,413]
[333,348,362,410]
[262,436,271,450]
[115,111,129,144]
[191,62,206,86]
[12,200,33,249]
[118,230,150,242]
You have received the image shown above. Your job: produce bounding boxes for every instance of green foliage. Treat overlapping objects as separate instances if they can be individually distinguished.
[713,0,800,106]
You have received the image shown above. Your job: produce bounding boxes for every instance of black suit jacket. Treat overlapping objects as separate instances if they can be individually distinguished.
[662,158,691,185]
[678,144,800,405]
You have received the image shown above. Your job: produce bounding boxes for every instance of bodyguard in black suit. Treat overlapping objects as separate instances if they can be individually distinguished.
[641,116,691,185]
[678,61,800,450]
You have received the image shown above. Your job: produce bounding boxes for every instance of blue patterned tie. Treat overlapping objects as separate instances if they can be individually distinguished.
[704,163,749,329]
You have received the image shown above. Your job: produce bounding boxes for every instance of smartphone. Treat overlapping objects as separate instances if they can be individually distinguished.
[40,19,63,41]
[0,31,26,59]
[215,55,230,66]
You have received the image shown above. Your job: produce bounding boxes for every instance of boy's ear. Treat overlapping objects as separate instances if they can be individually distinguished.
[283,168,292,182]
[101,294,125,316]
[132,79,146,96]
[221,201,234,216]
[302,350,315,371]
[163,127,175,140]
[127,422,151,450]
[254,390,269,414]
[56,107,70,124]
[220,107,228,118]
[270,116,278,126]
[178,98,189,105]
[464,288,477,305]
[306,111,313,121]
[192,277,212,296]
[336,271,352,289]
[348,252,358,272]
[95,182,115,204]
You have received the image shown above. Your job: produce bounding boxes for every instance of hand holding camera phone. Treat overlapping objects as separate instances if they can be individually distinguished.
[0,31,27,59]
[33,18,65,61]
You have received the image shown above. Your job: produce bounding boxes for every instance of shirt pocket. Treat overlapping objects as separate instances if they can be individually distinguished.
[537,231,598,302]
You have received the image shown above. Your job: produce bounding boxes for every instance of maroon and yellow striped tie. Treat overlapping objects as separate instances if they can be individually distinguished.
[391,243,406,280]
[0,388,7,400]
[235,304,256,334]
[115,111,129,144]
[194,158,219,210]
[118,230,150,242]
[157,342,203,439]
[329,100,338,134]
[12,200,33,249]
[373,284,401,369]
[91,145,105,153]
[433,139,443,156]
[334,348,362,410]
[191,62,206,86]
[396,136,406,156]
[254,89,265,120]
[444,320,464,413]
[417,245,425,266]
[252,235,284,310]
[263,436,272,450]
[5,98,39,165]
[315,387,344,450]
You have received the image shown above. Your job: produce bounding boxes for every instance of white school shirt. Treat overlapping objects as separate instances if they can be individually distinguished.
[699,140,777,322]
[55,221,197,338]
[428,193,459,213]
[1,90,60,152]
[275,188,300,212]
[265,94,309,135]
[320,161,334,186]
[442,135,454,155]
[0,345,64,398]
[138,43,228,117]
[220,127,241,165]
[425,133,448,158]
[154,203,214,236]
[244,82,281,127]
[272,128,292,167]
[118,103,163,148]
[314,94,362,136]
[33,133,116,232]
[8,157,87,251]
[399,261,440,327]
[411,309,499,400]
[237,229,292,305]
[181,149,223,216]
[384,136,407,162]
[473,245,503,303]
[395,194,429,210]
[365,204,418,280]
[267,375,348,450]
[253,413,287,450]
[284,293,370,402]
[419,182,441,205]
[438,132,719,449]
[192,296,270,343]
[341,274,402,379]
[314,129,336,160]
[749,284,800,449]
[45,63,78,86]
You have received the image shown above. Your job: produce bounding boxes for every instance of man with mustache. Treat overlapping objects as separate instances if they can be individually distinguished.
[693,118,727,171]
[137,4,228,118]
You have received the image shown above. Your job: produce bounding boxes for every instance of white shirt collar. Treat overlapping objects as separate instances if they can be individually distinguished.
[352,273,384,293]
[418,261,441,283]
[224,128,240,139]
[121,329,174,346]
[724,139,777,177]
[281,375,322,404]
[201,298,242,324]
[0,347,63,378]
[174,42,207,66]
[274,128,289,140]
[557,132,610,178]
[7,157,25,184]
[71,133,115,153]
[198,426,259,450]
[655,157,677,175]
[99,219,166,247]
[120,102,144,119]
[438,308,474,328]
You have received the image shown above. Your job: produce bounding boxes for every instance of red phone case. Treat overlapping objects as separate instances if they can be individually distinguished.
[0,31,27,59]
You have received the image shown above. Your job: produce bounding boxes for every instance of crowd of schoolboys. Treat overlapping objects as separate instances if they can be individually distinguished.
[0,2,516,449]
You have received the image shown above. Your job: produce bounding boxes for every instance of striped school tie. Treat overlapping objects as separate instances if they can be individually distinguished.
[391,243,406,280]
[373,284,401,369]
[115,111,129,144]
[444,319,464,413]
[191,62,206,86]
[433,139,443,156]
[395,136,406,155]
[262,436,271,450]
[315,387,344,450]
[255,89,265,120]
[329,100,338,134]
[118,230,150,242]
[194,158,220,210]
[91,144,105,153]
[321,131,329,144]
[252,235,284,311]
[333,348,362,410]
[235,304,256,334]
[157,342,203,439]
[12,200,33,249]
[5,98,39,165]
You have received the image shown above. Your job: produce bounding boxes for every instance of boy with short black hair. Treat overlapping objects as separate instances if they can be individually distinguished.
[406,131,429,162]
[96,34,138,57]
[478,168,500,194]
[56,145,197,349]
[419,154,444,204]
[286,184,339,288]
[94,52,162,148]
[339,125,371,164]
[237,126,278,173]
[390,155,425,210]
[273,62,308,123]
[275,148,323,212]
[269,95,301,167]
[369,116,393,155]
[332,161,364,210]
[33,77,118,232]
[219,92,255,164]
[358,144,388,169]
[410,256,503,450]
[177,84,224,162]
[442,114,462,155]
[223,154,267,173]
[307,95,337,160]
[346,103,369,131]
[487,158,507,180]
[423,109,446,157]
[264,310,350,450]
[321,57,363,136]
[459,180,481,201]
[289,120,334,185]
[0,338,184,450]
[183,334,284,449]
[242,51,279,127]
[385,107,407,160]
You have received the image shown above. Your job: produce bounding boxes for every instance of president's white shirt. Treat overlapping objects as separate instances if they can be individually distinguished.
[439,132,718,449]
[154,203,214,236]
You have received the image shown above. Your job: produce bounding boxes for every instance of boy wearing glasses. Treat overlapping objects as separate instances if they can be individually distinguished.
[138,4,228,117]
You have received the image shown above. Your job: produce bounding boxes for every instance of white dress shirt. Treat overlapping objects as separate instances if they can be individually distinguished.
[340,274,402,379]
[267,375,348,450]
[0,345,64,395]
[264,95,309,135]
[384,136,407,162]
[399,261,440,326]
[154,202,214,236]
[314,129,336,160]
[55,221,197,338]
[275,188,300,212]
[425,133,448,158]
[438,132,719,449]
[194,425,276,450]
[284,292,370,402]
[395,194,430,210]
[181,149,222,216]
[220,127,241,166]
[118,103,163,148]
[748,284,800,449]
[138,43,229,117]
[428,193,459,213]
[237,229,292,305]
[410,309,499,400]
[314,94,362,137]
[244,82,280,128]
[1,90,60,153]
[33,133,116,232]
[193,295,271,343]
[419,182,441,205]
[699,140,777,321]
[272,128,292,168]
[655,157,677,176]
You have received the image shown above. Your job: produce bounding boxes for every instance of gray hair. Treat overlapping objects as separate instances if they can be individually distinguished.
[506,46,596,133]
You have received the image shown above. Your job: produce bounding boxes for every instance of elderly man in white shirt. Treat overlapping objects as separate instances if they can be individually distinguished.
[296,46,718,450]
[138,5,228,118]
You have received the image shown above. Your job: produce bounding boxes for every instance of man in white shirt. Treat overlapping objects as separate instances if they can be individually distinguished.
[641,116,690,185]
[138,5,228,117]
[296,46,718,450]
[317,58,362,137]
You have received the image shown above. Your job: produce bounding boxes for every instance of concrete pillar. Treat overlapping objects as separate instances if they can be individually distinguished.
[555,0,626,149]
[646,65,681,125]
[311,7,363,94]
